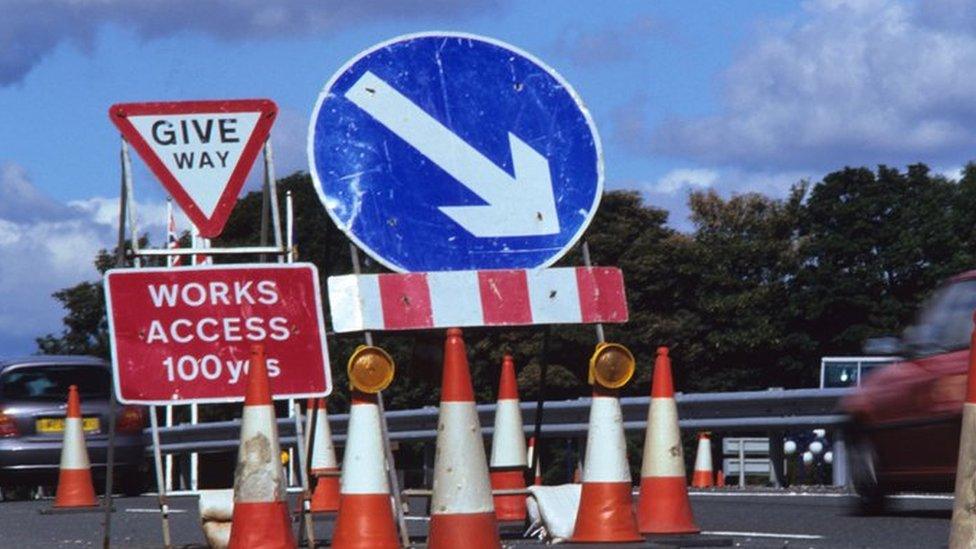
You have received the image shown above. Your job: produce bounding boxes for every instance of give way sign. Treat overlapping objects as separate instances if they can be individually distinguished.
[104,263,331,404]
[109,99,277,238]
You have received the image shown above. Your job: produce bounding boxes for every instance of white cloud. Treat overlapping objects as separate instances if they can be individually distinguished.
[626,0,976,171]
[0,165,115,353]
[0,0,502,86]
[650,168,718,195]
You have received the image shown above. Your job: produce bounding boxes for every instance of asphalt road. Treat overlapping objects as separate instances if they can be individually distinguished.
[0,491,952,548]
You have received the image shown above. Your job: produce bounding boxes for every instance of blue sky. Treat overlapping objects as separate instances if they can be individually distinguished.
[2,0,975,355]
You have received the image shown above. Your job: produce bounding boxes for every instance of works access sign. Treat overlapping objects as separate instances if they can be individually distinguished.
[104,263,331,404]
[109,99,277,238]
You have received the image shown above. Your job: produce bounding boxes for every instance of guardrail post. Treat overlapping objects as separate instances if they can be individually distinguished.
[768,430,785,488]
[832,429,849,487]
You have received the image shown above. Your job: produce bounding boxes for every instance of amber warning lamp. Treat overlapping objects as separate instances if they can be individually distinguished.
[347,345,395,393]
[588,342,636,389]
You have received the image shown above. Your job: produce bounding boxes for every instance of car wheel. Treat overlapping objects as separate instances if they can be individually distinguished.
[849,435,886,515]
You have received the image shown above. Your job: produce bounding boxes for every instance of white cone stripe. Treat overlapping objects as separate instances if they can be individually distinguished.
[694,438,713,472]
[340,402,389,495]
[311,408,338,470]
[641,397,686,478]
[59,417,91,469]
[490,399,527,468]
[431,402,494,515]
[582,396,631,483]
[235,404,285,503]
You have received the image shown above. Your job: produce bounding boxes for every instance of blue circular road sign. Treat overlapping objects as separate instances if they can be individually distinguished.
[308,32,603,272]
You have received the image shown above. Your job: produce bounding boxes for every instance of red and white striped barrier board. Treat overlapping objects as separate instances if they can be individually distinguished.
[327,267,627,332]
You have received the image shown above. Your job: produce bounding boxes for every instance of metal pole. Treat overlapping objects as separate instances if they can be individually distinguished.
[286,191,295,263]
[260,142,271,263]
[121,141,139,254]
[350,243,410,547]
[293,403,315,546]
[738,439,746,489]
[102,138,131,549]
[149,406,172,548]
[265,141,284,263]
[531,328,550,480]
[832,429,849,487]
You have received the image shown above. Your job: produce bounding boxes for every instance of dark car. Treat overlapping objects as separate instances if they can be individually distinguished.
[842,270,976,511]
[0,356,148,497]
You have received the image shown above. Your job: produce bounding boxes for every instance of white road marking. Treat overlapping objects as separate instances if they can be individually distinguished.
[688,490,952,500]
[703,530,824,540]
[124,508,188,514]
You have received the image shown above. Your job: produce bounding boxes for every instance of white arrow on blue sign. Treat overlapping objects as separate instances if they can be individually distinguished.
[307,32,603,272]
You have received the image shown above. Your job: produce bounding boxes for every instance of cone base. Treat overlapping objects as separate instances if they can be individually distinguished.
[54,468,97,508]
[428,511,501,549]
[332,493,399,549]
[490,469,527,521]
[571,482,642,543]
[691,470,714,488]
[228,500,295,549]
[310,473,340,513]
[637,476,700,534]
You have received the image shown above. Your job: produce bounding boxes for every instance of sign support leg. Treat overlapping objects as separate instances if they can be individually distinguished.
[102,137,132,549]
[149,406,172,549]
[349,243,410,547]
[293,403,315,547]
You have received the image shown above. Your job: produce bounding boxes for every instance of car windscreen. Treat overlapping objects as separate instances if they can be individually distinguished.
[909,279,976,356]
[0,365,110,402]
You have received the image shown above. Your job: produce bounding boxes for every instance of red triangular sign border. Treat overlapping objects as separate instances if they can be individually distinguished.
[109,99,278,238]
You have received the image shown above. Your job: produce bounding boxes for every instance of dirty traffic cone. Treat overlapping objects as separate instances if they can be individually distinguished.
[527,436,542,486]
[331,390,399,549]
[428,328,501,549]
[571,385,642,543]
[309,398,341,513]
[950,317,976,547]
[53,385,97,508]
[691,432,714,488]
[637,347,699,535]
[227,344,296,549]
[489,354,528,522]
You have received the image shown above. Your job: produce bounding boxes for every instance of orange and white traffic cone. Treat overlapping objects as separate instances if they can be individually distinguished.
[716,469,726,488]
[526,437,542,486]
[950,318,976,547]
[331,390,399,549]
[489,354,527,522]
[691,432,714,488]
[53,385,97,508]
[571,385,642,543]
[637,347,699,535]
[309,398,340,513]
[227,345,296,549]
[428,328,501,549]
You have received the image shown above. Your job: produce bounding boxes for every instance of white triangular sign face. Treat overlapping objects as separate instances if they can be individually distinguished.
[109,100,277,237]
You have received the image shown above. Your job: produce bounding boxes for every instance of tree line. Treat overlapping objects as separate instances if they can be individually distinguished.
[37,163,976,412]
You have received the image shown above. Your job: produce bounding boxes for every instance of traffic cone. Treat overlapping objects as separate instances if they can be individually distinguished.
[227,344,296,549]
[571,385,642,543]
[53,385,97,508]
[637,347,699,535]
[716,469,726,488]
[950,319,976,547]
[527,437,542,486]
[489,354,528,522]
[691,432,714,488]
[309,398,340,513]
[331,390,399,549]
[428,328,501,549]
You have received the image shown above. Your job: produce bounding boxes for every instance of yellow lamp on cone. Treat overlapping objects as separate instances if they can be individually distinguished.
[348,345,395,393]
[588,342,636,389]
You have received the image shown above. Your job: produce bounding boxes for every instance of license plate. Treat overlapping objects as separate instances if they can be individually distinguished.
[36,417,100,434]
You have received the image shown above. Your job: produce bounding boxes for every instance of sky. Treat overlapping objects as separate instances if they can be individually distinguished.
[1,0,975,356]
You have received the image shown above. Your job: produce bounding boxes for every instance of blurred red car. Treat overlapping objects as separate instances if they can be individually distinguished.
[842,270,976,511]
